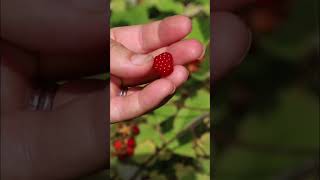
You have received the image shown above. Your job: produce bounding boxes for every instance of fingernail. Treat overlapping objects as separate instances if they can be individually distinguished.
[199,45,207,60]
[239,28,252,62]
[131,54,153,65]
[170,85,176,95]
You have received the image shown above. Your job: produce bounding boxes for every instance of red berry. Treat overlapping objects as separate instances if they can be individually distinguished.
[127,137,136,147]
[113,139,123,151]
[126,147,134,156]
[152,52,174,77]
[118,154,127,161]
[132,125,140,135]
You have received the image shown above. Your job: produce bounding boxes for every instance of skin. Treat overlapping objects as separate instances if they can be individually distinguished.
[1,0,253,179]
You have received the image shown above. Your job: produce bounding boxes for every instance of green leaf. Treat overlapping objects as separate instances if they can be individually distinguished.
[155,0,184,14]
[199,159,210,175]
[187,18,205,44]
[149,171,167,180]
[136,124,163,147]
[111,5,149,26]
[150,104,178,124]
[175,164,196,180]
[185,89,210,109]
[195,173,210,180]
[133,140,156,164]
[174,109,202,133]
[110,0,126,12]
[172,141,196,158]
[191,50,210,81]
[115,163,139,180]
[158,149,173,161]
[199,133,210,154]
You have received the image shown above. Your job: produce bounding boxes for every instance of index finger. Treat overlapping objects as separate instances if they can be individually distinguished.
[111,15,192,54]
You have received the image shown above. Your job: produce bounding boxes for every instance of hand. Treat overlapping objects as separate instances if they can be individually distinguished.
[213,0,253,80]
[1,0,108,179]
[110,15,204,122]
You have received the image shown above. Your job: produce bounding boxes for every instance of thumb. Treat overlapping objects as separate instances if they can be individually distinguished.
[110,40,154,78]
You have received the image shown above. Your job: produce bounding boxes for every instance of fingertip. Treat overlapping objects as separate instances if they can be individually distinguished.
[213,12,251,80]
[156,79,176,95]
[187,39,204,59]
[160,15,192,42]
[170,15,192,34]
[166,65,189,87]
[168,39,204,64]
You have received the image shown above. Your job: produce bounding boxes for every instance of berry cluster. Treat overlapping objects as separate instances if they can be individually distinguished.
[112,124,140,160]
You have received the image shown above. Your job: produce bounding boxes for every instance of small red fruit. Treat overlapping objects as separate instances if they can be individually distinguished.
[152,52,174,77]
[113,139,123,151]
[126,147,134,156]
[118,154,127,161]
[127,137,136,147]
[132,125,140,135]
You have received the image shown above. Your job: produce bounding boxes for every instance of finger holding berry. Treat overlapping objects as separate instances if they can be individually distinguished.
[110,15,204,123]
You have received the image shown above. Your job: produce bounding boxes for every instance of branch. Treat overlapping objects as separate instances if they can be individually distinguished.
[129,112,210,180]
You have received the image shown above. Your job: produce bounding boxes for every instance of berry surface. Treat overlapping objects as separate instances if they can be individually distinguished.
[152,52,174,77]
[127,137,136,147]
[113,140,123,150]
[132,125,140,135]
[126,147,134,156]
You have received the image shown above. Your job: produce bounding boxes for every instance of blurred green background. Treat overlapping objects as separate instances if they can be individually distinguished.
[109,0,210,180]
[214,0,319,179]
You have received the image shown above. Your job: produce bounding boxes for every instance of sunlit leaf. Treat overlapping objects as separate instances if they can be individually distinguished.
[133,140,157,163]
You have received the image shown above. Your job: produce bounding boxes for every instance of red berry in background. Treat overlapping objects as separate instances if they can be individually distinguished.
[126,147,134,156]
[187,61,200,73]
[152,52,174,77]
[118,154,127,161]
[127,137,136,147]
[132,125,140,135]
[113,139,123,151]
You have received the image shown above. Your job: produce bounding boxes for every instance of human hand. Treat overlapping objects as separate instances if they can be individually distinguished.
[110,15,204,122]
[1,0,108,179]
[213,0,254,80]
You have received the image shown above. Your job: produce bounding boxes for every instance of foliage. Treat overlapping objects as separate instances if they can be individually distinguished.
[214,0,319,179]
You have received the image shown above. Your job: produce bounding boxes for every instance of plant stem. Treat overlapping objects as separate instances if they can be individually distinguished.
[129,112,210,180]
